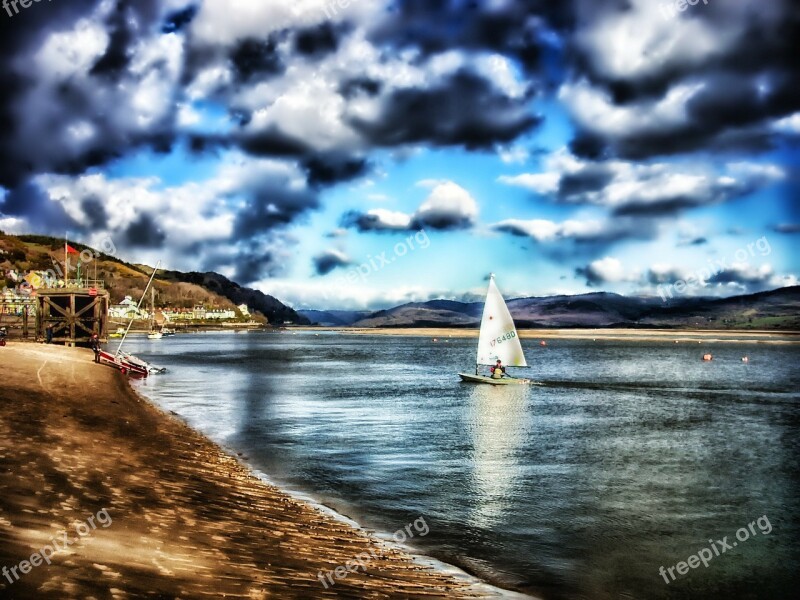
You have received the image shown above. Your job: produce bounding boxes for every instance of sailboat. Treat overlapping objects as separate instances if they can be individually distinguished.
[97,262,165,377]
[458,274,530,385]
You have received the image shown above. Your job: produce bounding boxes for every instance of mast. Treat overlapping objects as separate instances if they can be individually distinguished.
[117,261,160,355]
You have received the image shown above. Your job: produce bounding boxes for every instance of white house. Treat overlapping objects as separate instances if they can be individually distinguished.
[109,296,149,320]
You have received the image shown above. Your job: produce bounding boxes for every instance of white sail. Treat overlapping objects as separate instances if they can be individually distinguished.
[476,275,527,367]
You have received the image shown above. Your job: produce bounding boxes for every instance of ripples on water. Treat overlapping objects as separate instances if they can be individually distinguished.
[128,332,800,599]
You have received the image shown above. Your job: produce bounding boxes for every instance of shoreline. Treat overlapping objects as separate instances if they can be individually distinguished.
[0,343,525,598]
[288,326,800,344]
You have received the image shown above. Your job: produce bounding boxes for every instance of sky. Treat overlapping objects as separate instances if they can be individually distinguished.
[0,0,798,310]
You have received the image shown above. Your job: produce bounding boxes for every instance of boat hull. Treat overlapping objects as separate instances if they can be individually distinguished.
[98,350,150,377]
[458,373,530,385]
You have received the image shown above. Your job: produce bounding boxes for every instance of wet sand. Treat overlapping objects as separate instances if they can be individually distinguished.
[0,344,489,599]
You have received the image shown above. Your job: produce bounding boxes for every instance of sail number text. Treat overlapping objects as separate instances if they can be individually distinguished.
[489,330,516,347]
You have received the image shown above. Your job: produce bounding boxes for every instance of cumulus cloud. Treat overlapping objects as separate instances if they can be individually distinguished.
[341,181,478,232]
[493,216,657,244]
[576,257,640,287]
[499,150,784,216]
[644,262,798,296]
[563,0,800,159]
[5,154,318,283]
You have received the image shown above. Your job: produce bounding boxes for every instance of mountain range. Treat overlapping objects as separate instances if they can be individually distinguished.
[299,287,800,330]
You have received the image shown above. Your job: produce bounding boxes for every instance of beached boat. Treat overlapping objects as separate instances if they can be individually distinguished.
[97,349,150,377]
[100,263,165,377]
[459,274,530,385]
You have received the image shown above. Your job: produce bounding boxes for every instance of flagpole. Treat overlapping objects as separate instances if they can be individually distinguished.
[64,232,68,287]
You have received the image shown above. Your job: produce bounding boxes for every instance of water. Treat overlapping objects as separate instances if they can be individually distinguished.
[124,332,800,599]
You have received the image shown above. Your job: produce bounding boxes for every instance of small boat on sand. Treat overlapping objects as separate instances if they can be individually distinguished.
[459,274,530,385]
[99,263,165,377]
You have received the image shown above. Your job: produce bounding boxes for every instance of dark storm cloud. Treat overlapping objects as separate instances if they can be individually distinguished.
[370,0,572,74]
[0,182,81,234]
[494,216,658,245]
[236,127,310,157]
[411,211,472,232]
[124,213,166,248]
[232,188,319,239]
[303,156,369,187]
[558,166,614,198]
[646,267,685,285]
[313,250,350,275]
[90,1,136,79]
[567,0,800,159]
[162,5,198,34]
[707,268,772,286]
[340,210,410,233]
[231,251,278,285]
[350,70,541,149]
[0,0,177,188]
[230,37,285,82]
[339,77,382,99]
[294,22,342,57]
[574,264,607,287]
[340,205,475,233]
[81,196,109,230]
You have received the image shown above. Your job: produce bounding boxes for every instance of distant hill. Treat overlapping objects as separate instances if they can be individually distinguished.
[158,270,308,325]
[0,232,308,325]
[345,287,800,330]
[297,309,371,326]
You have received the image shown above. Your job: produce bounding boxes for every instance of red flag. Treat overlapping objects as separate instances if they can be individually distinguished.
[66,244,79,255]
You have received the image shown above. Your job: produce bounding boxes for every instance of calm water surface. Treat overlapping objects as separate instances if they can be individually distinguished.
[125,332,800,599]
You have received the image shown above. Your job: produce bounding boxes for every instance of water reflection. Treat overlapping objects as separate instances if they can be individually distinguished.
[466,384,532,529]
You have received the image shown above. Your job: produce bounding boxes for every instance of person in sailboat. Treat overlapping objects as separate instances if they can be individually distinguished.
[490,359,506,379]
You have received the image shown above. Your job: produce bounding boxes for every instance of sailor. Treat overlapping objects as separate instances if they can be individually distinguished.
[490,359,505,379]
[90,333,101,363]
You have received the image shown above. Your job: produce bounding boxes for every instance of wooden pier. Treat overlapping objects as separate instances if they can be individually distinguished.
[35,281,110,346]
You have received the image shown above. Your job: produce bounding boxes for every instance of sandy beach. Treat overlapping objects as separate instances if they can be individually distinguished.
[0,343,490,599]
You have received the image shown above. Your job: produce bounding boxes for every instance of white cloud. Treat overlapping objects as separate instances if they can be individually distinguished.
[577,0,726,81]
[582,257,640,284]
[498,149,784,214]
[414,182,478,228]
[773,112,800,134]
[498,172,559,194]
[559,79,704,140]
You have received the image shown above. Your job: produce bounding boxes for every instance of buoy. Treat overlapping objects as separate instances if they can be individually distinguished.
[433,338,438,342]
[540,340,547,346]
[742,356,749,363]
[702,353,713,361]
